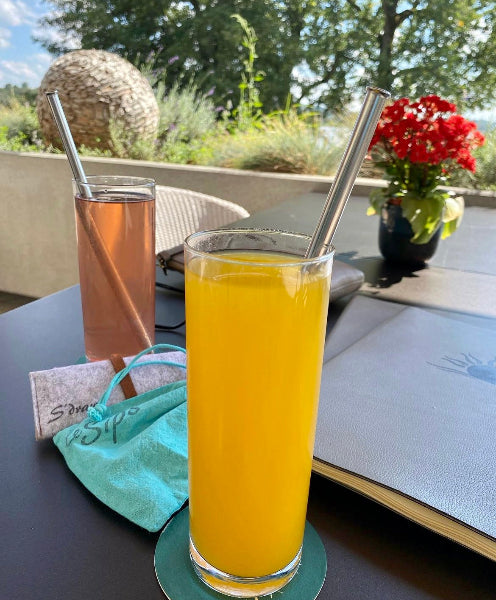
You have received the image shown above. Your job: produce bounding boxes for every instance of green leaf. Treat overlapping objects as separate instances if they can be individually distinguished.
[443,194,464,224]
[440,194,464,239]
[368,188,387,215]
[441,218,459,240]
[400,194,445,244]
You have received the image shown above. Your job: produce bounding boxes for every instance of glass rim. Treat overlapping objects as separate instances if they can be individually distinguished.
[73,175,155,188]
[184,228,335,267]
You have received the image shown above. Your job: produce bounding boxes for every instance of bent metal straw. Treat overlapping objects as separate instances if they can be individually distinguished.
[45,91,153,349]
[305,86,390,258]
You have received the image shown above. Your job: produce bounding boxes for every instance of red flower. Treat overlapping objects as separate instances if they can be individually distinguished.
[369,95,485,177]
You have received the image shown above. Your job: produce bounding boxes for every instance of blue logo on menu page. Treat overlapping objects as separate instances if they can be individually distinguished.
[429,353,496,385]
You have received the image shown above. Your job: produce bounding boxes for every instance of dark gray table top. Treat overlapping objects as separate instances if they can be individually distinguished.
[1,203,496,600]
[238,193,496,318]
[239,193,496,274]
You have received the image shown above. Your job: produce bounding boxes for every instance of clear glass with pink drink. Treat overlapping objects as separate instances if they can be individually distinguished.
[73,176,155,361]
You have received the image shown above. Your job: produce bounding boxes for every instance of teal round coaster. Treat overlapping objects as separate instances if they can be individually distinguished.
[154,506,327,599]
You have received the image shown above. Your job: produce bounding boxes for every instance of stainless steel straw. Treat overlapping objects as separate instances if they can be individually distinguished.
[305,86,390,258]
[45,90,152,348]
[46,92,92,199]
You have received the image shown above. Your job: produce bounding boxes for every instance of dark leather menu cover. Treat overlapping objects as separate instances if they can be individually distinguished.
[315,296,496,561]
[160,248,364,302]
[323,295,406,362]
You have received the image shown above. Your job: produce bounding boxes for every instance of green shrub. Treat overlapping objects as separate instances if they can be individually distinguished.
[229,14,265,132]
[77,144,114,158]
[471,127,496,190]
[156,81,217,144]
[104,120,156,161]
[0,84,37,107]
[198,110,346,175]
[93,81,217,163]
[444,127,496,190]
[0,98,41,149]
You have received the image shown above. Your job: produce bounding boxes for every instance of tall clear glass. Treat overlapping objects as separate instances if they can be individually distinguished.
[73,176,155,362]
[184,229,334,597]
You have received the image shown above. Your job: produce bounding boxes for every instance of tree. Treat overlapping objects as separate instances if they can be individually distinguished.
[36,1,496,113]
[297,0,496,112]
[35,1,306,111]
[0,83,38,106]
[385,1,496,108]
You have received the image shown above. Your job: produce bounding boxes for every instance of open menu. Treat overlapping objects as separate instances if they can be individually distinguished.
[314,295,496,561]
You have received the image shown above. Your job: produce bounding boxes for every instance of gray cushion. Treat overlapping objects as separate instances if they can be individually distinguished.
[158,249,364,302]
[329,260,364,300]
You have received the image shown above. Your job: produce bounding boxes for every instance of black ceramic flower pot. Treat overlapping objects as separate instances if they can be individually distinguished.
[379,202,442,266]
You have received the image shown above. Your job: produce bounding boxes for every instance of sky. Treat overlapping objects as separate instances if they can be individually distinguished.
[0,0,60,87]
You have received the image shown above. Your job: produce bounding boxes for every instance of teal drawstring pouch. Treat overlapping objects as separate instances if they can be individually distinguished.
[53,344,188,532]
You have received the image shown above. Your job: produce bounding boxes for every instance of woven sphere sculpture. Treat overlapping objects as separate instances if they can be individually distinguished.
[37,49,159,150]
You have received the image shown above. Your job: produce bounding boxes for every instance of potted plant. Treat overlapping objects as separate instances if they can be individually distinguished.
[367,95,485,265]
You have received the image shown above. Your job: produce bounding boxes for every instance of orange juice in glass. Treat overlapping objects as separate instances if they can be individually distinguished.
[184,229,334,597]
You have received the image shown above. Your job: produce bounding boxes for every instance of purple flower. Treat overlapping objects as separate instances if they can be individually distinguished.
[206,86,215,97]
[215,106,225,112]
[168,55,179,65]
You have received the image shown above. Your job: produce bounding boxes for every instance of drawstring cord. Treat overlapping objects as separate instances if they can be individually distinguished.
[88,344,186,422]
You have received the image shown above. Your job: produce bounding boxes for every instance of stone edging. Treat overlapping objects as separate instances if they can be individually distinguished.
[18,151,496,209]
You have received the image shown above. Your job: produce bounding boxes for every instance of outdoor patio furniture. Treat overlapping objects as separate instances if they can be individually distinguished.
[155,185,249,272]
[2,193,496,600]
[154,186,365,300]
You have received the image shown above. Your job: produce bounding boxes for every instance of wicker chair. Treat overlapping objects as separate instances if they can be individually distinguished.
[153,186,364,332]
[155,185,250,273]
